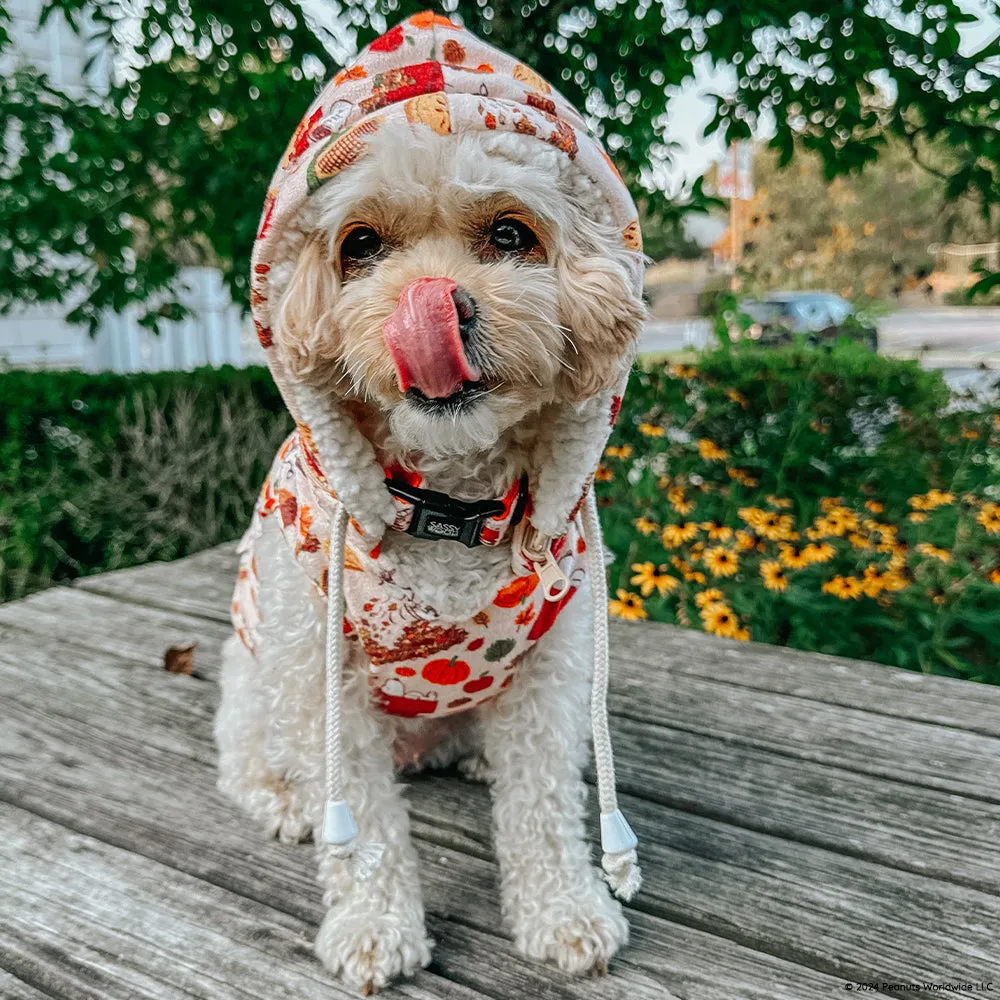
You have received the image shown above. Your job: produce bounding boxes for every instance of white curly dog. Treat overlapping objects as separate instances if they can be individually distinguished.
[215,15,646,994]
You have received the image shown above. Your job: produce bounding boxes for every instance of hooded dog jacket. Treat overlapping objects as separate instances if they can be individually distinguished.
[232,12,643,720]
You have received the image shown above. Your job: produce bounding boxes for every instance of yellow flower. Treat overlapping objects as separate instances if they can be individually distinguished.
[595,464,614,482]
[822,575,863,600]
[704,546,739,578]
[988,569,1000,585]
[634,517,660,536]
[667,364,698,379]
[608,589,647,621]
[819,497,844,512]
[961,426,980,440]
[909,490,954,511]
[766,494,793,509]
[908,511,928,524]
[760,560,789,592]
[699,601,742,639]
[661,522,700,548]
[604,444,633,460]
[735,529,758,551]
[822,507,859,536]
[779,544,813,569]
[728,468,759,487]
[880,569,909,592]
[865,500,884,513]
[759,512,797,542]
[667,486,696,515]
[630,562,680,598]
[701,521,733,541]
[916,543,951,563]
[848,532,872,550]
[638,423,665,438]
[803,542,835,564]
[698,439,730,461]
[860,565,885,598]
[695,588,724,608]
[978,503,1000,535]
[738,506,797,541]
[733,627,751,641]
[738,507,767,528]
[727,389,749,409]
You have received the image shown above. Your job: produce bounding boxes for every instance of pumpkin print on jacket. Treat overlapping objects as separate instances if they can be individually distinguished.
[231,429,587,718]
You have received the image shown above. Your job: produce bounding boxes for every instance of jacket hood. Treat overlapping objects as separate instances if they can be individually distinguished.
[249,12,643,543]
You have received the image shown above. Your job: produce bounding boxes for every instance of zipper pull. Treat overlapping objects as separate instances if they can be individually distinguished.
[516,524,570,602]
[535,547,571,602]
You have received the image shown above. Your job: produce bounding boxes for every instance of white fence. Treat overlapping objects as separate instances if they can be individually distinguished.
[0,268,263,373]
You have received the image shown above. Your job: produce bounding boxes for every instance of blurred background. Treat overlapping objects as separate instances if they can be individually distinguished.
[2,0,999,680]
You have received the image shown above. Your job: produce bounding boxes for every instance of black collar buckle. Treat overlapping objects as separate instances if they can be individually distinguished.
[385,476,526,548]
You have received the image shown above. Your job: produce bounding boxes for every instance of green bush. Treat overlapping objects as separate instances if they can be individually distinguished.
[1,367,291,602]
[598,343,1000,682]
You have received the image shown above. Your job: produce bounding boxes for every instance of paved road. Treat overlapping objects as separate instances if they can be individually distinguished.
[640,308,999,399]
[878,308,1000,358]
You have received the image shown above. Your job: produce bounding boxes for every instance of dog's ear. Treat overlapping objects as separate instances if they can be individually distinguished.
[555,230,646,400]
[273,233,341,381]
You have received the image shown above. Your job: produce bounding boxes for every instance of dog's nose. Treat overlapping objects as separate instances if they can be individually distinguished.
[451,287,477,344]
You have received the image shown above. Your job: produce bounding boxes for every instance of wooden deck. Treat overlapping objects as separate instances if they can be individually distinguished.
[2,543,999,999]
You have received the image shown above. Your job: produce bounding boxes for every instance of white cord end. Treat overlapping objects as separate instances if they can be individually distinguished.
[322,799,359,846]
[600,808,638,854]
[601,849,642,902]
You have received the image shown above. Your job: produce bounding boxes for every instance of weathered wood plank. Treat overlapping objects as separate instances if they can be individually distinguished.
[0,636,846,998]
[610,670,1000,803]
[0,803,494,1000]
[0,969,50,1000]
[69,541,1000,735]
[6,584,1000,890]
[1,625,996,993]
[73,543,239,623]
[0,585,231,677]
[614,620,1000,736]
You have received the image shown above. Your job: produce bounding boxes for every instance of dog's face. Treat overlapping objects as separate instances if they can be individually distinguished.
[272,125,644,457]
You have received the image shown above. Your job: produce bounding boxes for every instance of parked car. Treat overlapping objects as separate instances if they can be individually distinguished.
[735,292,879,351]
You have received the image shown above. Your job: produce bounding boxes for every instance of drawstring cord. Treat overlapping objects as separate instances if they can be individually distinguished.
[582,489,642,901]
[319,491,639,899]
[322,502,384,881]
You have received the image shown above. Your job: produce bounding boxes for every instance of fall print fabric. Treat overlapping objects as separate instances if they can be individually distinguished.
[232,429,588,718]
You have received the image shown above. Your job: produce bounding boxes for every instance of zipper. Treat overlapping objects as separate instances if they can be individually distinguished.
[517,524,571,602]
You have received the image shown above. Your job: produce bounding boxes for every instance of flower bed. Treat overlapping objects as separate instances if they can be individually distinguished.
[597,344,1000,682]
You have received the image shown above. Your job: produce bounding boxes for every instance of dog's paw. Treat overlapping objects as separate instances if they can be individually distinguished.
[514,886,629,976]
[315,900,433,993]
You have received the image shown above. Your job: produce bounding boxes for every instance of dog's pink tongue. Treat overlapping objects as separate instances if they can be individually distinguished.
[383,277,480,399]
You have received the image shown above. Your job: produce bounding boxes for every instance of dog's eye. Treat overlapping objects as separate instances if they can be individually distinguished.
[340,225,383,267]
[488,218,538,254]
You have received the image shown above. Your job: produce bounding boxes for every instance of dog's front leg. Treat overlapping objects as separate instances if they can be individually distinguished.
[314,666,432,993]
[480,584,629,975]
